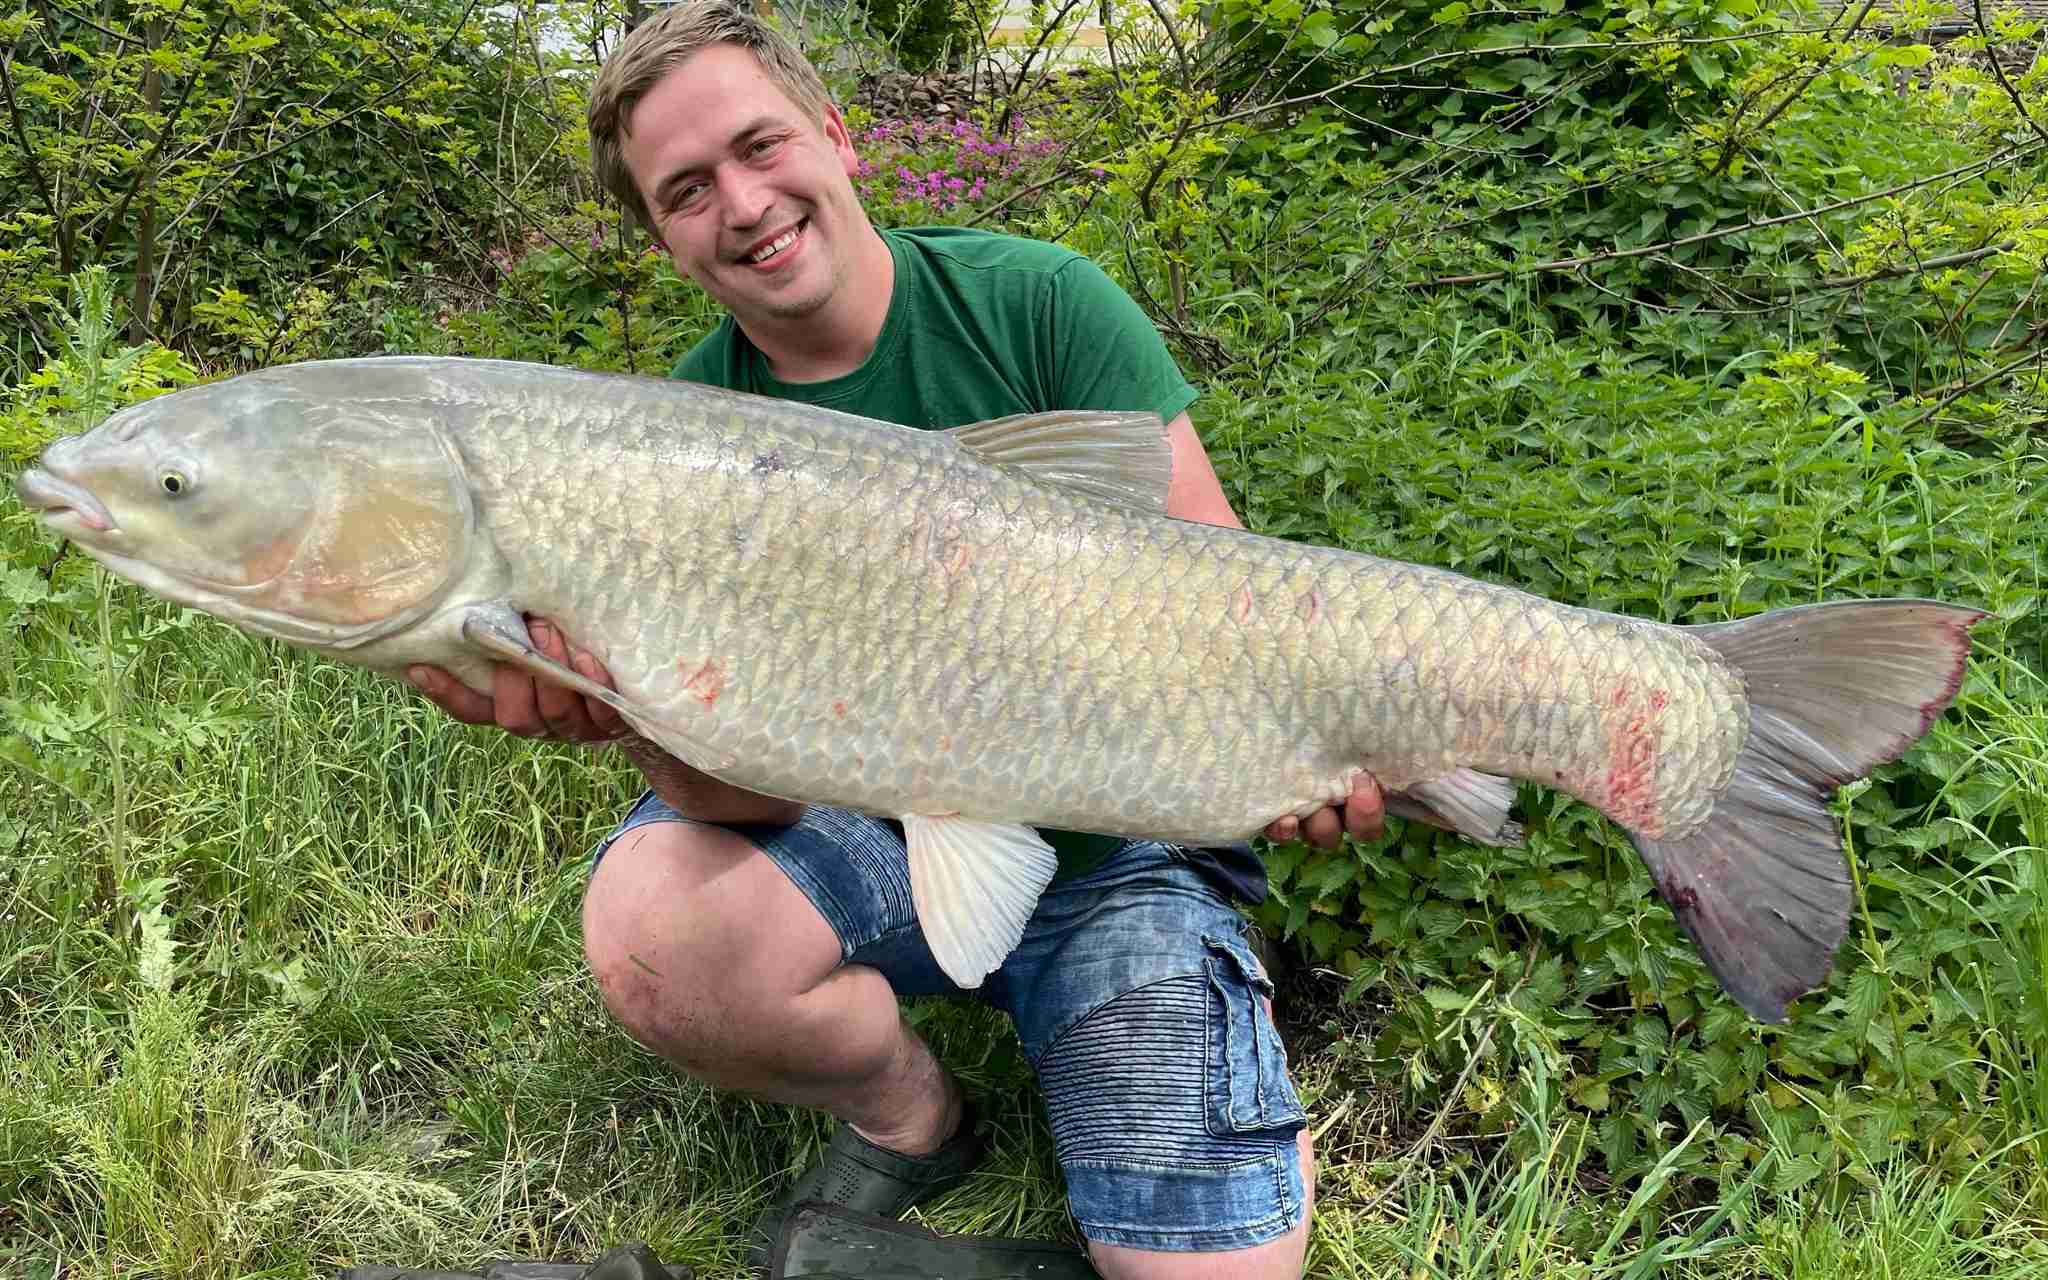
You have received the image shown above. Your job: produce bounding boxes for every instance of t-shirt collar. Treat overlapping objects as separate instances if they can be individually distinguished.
[743,230,911,404]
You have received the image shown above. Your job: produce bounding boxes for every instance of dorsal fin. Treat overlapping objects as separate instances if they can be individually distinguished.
[946,409,1173,513]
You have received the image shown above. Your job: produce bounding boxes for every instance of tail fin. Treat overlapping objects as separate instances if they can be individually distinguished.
[1634,600,1985,1022]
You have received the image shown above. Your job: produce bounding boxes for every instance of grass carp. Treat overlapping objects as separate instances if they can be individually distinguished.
[15,357,1983,1020]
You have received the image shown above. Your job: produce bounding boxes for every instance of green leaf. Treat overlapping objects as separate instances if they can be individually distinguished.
[1846,967,1889,1037]
[1423,985,1474,1012]
[136,903,179,992]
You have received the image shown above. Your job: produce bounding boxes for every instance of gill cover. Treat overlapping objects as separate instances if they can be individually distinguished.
[254,401,475,634]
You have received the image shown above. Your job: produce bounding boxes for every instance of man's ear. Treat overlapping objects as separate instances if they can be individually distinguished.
[821,103,860,175]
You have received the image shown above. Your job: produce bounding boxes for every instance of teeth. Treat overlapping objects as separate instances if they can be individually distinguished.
[749,226,800,263]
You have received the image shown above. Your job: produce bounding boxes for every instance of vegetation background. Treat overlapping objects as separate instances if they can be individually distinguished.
[1,0,2045,1274]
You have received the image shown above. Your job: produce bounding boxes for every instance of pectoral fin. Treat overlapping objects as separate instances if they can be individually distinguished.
[901,815,1058,989]
[460,605,630,710]
[458,604,733,771]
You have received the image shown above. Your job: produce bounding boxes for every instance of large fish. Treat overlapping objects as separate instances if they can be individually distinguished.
[15,357,1982,1019]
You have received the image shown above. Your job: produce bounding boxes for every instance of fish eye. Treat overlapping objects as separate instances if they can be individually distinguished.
[160,470,190,497]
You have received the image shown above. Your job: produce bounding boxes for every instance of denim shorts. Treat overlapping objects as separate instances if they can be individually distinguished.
[592,792,1309,1254]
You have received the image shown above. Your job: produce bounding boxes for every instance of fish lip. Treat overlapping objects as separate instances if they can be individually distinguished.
[15,467,115,533]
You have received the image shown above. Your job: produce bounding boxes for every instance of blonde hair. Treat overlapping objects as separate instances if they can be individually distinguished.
[588,1,835,225]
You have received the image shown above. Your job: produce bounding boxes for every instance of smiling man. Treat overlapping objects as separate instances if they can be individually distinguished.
[410,3,1382,1276]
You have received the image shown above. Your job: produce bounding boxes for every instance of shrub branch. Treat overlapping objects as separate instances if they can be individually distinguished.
[1973,0,2048,148]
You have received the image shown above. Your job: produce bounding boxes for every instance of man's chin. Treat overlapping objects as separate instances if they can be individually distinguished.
[725,270,839,324]
[757,292,834,322]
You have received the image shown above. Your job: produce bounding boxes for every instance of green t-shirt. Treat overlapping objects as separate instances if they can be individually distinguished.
[669,226,1200,880]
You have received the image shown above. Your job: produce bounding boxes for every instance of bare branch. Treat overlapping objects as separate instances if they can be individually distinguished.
[991,0,1089,133]
[1137,0,1191,87]
[1990,273,2042,349]
[46,1,144,47]
[1782,241,2016,293]
[1713,0,1879,175]
[157,0,489,245]
[1903,338,2048,429]
[1199,25,1839,133]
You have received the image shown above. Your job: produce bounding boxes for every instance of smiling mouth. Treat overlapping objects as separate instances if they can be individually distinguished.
[15,467,115,532]
[743,219,806,266]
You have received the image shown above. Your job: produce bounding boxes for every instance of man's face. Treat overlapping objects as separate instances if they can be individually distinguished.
[621,44,866,327]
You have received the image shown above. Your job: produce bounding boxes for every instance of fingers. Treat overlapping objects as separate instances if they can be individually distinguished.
[1263,771,1390,850]
[523,619,600,740]
[1344,773,1385,842]
[408,618,626,746]
[568,644,631,740]
[408,665,497,725]
[1299,806,1343,850]
[521,617,629,743]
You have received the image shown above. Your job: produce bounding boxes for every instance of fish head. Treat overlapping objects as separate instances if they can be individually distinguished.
[16,366,475,649]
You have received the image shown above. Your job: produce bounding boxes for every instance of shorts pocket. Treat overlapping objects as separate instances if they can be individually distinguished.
[1202,931,1307,1137]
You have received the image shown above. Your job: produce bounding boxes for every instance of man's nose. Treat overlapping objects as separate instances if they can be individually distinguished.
[721,166,774,227]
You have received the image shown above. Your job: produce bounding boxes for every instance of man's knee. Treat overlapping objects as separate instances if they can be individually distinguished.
[580,819,841,1054]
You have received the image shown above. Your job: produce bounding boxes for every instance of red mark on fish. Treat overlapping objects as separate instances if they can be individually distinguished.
[1231,581,1255,625]
[1598,677,1668,835]
[680,658,726,707]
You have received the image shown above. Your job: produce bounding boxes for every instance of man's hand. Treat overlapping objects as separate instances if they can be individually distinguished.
[407,616,632,745]
[1263,774,1384,850]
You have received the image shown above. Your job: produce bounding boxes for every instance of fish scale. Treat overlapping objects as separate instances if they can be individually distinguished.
[19,356,1984,1019]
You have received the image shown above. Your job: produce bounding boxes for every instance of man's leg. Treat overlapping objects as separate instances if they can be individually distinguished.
[1002,845,1315,1280]
[1087,1115,1314,1279]
[579,808,959,1154]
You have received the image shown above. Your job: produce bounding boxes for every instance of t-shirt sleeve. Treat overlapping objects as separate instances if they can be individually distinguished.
[1041,255,1199,423]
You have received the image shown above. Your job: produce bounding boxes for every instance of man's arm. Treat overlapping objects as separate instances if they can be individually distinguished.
[407,620,804,826]
[1159,410,1386,850]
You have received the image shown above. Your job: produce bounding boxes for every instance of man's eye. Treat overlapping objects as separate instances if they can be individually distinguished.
[749,137,783,158]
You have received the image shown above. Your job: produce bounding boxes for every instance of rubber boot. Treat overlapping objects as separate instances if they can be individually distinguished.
[745,1100,986,1270]
[764,1202,1103,1279]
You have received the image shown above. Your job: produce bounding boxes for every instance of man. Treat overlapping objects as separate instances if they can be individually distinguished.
[410,3,1384,1275]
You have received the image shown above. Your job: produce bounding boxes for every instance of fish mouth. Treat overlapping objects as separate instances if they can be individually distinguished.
[15,467,116,533]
